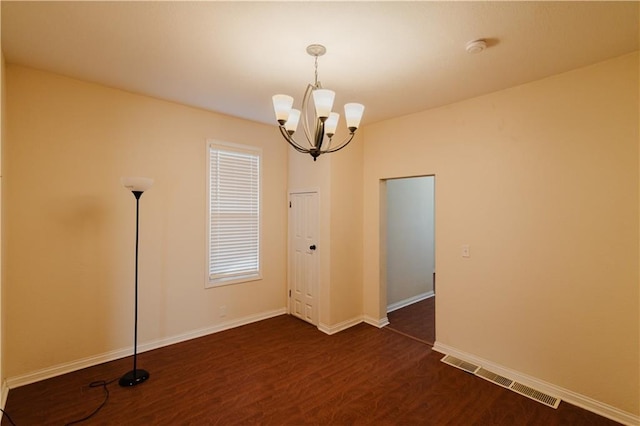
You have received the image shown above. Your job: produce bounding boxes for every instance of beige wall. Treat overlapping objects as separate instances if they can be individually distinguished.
[363,53,639,414]
[4,65,288,379]
[288,130,364,329]
[329,132,363,326]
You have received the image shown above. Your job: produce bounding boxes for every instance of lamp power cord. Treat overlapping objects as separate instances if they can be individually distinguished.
[0,407,17,426]
[64,378,117,426]
[0,377,117,426]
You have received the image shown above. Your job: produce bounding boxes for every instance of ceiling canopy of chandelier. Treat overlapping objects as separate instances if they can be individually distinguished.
[272,44,365,161]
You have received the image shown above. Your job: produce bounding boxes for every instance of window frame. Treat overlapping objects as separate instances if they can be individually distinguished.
[205,139,262,288]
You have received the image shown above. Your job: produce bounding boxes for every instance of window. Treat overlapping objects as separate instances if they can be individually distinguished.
[207,140,261,287]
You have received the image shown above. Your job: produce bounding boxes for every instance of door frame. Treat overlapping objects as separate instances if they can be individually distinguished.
[380,175,436,339]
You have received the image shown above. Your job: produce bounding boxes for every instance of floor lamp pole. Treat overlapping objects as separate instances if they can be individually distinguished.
[120,177,153,387]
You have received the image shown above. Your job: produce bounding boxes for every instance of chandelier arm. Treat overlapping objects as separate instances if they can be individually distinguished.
[301,84,315,147]
[291,144,310,154]
[313,118,326,151]
[324,137,333,152]
[321,133,355,154]
[278,126,312,153]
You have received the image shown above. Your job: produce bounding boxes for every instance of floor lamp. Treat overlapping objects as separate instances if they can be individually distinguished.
[120,176,153,387]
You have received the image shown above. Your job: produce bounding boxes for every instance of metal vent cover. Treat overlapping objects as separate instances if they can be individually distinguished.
[510,382,560,408]
[441,355,480,374]
[476,367,513,388]
[440,355,561,409]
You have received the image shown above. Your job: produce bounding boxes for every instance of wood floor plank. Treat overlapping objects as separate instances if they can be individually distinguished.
[386,297,435,345]
[2,315,619,425]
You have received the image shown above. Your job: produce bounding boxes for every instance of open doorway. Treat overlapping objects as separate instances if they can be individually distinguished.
[384,176,435,344]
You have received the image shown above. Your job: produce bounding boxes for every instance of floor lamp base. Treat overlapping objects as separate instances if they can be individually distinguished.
[119,369,150,387]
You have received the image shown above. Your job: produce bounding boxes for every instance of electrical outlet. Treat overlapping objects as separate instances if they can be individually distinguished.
[462,245,470,258]
[219,305,227,317]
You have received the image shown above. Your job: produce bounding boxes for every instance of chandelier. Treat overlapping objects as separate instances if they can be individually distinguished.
[272,44,365,161]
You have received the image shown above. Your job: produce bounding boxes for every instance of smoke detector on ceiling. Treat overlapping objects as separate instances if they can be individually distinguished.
[465,39,487,54]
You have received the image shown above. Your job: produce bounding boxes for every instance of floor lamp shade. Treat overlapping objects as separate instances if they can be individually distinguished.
[120,176,153,387]
[121,176,154,193]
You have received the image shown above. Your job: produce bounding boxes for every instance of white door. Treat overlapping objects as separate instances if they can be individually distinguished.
[289,191,319,325]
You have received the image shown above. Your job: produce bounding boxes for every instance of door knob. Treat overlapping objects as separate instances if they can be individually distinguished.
[309,244,316,251]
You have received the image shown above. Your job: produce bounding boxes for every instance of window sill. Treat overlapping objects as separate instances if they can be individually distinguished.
[206,274,262,288]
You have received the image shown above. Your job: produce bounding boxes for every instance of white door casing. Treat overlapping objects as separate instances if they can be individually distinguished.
[288,191,319,325]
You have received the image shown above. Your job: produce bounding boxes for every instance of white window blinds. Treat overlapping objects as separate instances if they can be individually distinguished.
[208,142,261,285]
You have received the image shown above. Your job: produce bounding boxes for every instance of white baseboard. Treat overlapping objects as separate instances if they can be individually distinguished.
[363,315,389,328]
[433,342,640,426]
[6,307,287,390]
[1,380,8,411]
[0,381,7,425]
[318,316,363,335]
[387,290,434,313]
[319,313,394,334]
[319,314,392,334]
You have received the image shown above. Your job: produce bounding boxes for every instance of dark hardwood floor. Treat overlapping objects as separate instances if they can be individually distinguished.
[386,297,435,345]
[2,314,619,425]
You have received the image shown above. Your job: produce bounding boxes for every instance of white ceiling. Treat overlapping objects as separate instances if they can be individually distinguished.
[2,1,638,126]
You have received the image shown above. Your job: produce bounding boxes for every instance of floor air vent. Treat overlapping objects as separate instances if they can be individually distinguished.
[441,355,480,374]
[476,367,513,388]
[510,382,560,408]
[441,356,561,409]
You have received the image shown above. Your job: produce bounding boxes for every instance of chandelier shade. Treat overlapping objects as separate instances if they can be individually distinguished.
[284,109,301,133]
[272,44,364,161]
[311,89,335,119]
[272,95,294,124]
[344,103,365,131]
[325,113,339,137]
